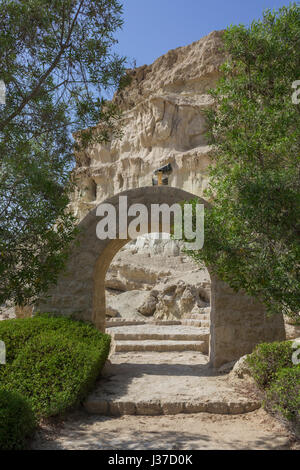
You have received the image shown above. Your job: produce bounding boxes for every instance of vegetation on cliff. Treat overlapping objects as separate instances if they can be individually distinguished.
[188,4,300,317]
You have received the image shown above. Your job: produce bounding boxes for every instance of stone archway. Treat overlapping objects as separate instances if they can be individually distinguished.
[37,186,285,367]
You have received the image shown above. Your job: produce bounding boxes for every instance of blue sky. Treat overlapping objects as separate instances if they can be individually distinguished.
[114,0,295,67]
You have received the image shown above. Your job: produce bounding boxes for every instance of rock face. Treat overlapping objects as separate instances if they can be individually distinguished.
[106,253,173,291]
[46,30,224,323]
[106,272,210,321]
[151,276,209,320]
[105,237,211,321]
[106,290,150,321]
[70,30,225,220]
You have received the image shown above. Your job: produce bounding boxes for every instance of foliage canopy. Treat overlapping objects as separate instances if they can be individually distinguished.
[0,0,126,305]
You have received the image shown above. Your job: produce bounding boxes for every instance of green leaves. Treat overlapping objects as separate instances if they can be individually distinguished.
[247,341,300,424]
[190,4,300,317]
[0,1,127,305]
[0,389,36,450]
[0,315,111,420]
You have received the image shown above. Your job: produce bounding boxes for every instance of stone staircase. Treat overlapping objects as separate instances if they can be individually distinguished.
[181,314,210,328]
[106,308,211,355]
[84,309,262,417]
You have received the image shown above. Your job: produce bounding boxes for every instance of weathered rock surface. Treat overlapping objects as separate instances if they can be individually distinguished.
[229,355,252,381]
[105,237,211,320]
[105,244,210,320]
[105,258,172,291]
[68,26,223,324]
[106,290,149,320]
[150,277,209,320]
[70,31,225,220]
[285,320,300,340]
[84,351,261,417]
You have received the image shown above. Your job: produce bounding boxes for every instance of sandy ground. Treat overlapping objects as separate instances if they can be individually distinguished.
[31,352,298,451]
[31,408,295,450]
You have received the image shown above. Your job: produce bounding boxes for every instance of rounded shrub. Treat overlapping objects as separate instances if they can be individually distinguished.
[267,365,300,423]
[0,389,36,450]
[246,341,294,389]
[0,315,111,418]
[2,330,110,418]
[0,314,106,363]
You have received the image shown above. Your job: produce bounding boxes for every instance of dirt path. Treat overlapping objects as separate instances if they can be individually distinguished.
[31,351,295,450]
[32,408,292,450]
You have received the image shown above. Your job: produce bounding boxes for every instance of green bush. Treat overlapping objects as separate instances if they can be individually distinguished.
[267,365,300,423]
[0,389,36,450]
[0,314,106,363]
[0,315,111,417]
[246,341,294,389]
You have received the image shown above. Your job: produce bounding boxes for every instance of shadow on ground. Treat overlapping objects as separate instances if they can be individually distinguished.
[31,411,290,450]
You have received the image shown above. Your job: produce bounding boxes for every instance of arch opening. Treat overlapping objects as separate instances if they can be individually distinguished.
[103,232,212,358]
[37,186,285,368]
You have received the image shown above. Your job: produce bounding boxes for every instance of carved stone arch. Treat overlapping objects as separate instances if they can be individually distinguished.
[37,186,285,367]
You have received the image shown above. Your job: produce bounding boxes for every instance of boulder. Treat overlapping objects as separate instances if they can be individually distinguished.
[229,355,252,380]
[106,290,151,320]
[138,295,158,316]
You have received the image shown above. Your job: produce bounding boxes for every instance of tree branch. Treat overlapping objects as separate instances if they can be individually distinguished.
[0,0,85,132]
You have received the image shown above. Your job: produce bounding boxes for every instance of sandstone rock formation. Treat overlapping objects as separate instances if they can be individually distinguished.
[33,32,225,326]
[68,31,225,321]
[70,30,225,220]
[106,273,210,322]
[106,290,150,321]
[105,237,211,321]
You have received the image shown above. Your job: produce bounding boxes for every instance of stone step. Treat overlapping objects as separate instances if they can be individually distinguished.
[109,325,209,343]
[111,331,209,341]
[181,319,210,327]
[107,325,209,340]
[113,340,207,353]
[150,320,182,326]
[106,320,183,328]
[106,318,209,328]
[84,351,261,418]
[105,320,147,328]
[199,307,211,313]
[84,398,261,417]
[188,313,210,320]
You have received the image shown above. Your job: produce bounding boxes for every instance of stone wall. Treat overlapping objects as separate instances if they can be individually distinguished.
[210,277,285,367]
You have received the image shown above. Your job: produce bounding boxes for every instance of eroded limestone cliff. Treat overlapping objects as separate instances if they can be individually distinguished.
[71,30,225,219]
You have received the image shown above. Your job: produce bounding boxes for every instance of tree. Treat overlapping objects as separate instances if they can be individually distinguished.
[0,0,127,306]
[187,4,300,317]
